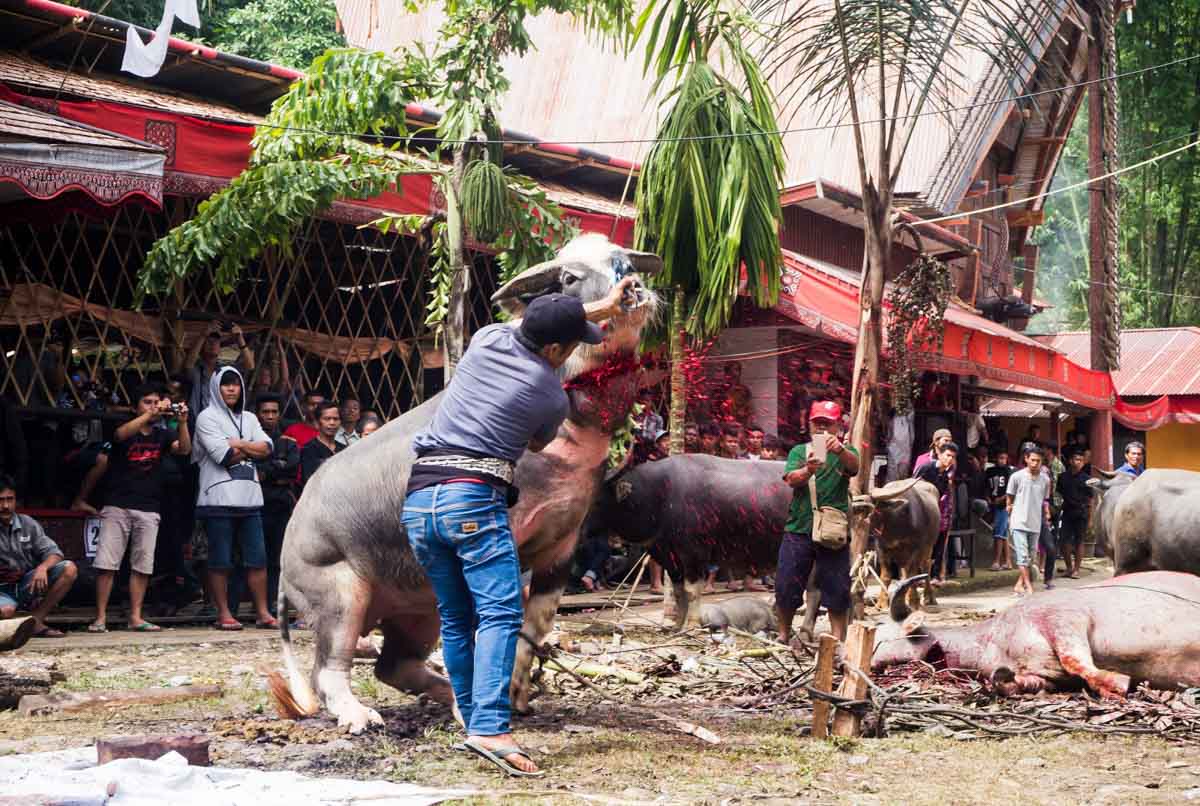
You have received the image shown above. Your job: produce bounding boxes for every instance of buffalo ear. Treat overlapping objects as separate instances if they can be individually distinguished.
[621,248,664,276]
[901,611,927,637]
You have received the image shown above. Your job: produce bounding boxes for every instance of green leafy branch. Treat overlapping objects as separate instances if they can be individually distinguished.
[139,156,410,296]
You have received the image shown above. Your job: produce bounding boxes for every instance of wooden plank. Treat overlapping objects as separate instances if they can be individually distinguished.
[1006,210,1045,228]
[832,622,876,738]
[18,684,223,717]
[810,633,838,739]
[997,173,1017,187]
[97,734,211,766]
[1023,136,1067,146]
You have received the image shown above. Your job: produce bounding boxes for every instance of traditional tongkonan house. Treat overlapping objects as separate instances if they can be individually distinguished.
[334,0,1119,477]
[0,0,639,527]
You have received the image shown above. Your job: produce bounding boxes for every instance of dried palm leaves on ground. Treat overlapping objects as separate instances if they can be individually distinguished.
[533,623,1200,745]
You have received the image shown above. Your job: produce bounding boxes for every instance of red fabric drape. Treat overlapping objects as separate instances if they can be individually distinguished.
[0,83,634,244]
[1114,395,1200,429]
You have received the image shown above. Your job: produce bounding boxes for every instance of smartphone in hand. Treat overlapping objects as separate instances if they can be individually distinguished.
[808,436,828,464]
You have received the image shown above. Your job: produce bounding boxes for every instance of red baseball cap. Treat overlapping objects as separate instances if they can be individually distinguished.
[809,400,842,423]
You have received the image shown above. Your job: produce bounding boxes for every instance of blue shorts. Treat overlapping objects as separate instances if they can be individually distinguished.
[203,513,267,570]
[1010,529,1038,568]
[775,531,851,613]
[991,507,1010,539]
[0,560,74,611]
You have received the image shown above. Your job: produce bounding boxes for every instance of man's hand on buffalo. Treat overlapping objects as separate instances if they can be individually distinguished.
[583,276,637,323]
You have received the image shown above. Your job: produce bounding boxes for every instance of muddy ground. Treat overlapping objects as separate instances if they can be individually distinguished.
[2,569,1198,805]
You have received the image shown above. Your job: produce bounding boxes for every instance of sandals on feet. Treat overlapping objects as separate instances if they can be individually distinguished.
[214,619,243,631]
[255,617,280,629]
[462,739,544,777]
[87,622,107,633]
[34,625,65,638]
[129,622,162,632]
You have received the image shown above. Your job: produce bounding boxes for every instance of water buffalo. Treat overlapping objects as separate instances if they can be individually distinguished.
[1087,469,1200,576]
[270,234,661,731]
[589,454,822,638]
[850,478,940,611]
[872,572,1200,697]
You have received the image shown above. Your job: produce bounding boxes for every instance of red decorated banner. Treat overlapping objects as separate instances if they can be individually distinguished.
[0,83,634,244]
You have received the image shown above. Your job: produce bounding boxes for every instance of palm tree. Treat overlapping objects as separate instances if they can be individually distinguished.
[750,0,1054,607]
[634,0,786,452]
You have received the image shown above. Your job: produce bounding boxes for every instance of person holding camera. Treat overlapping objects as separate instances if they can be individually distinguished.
[776,400,859,645]
[193,368,275,630]
[188,322,255,417]
[89,384,190,633]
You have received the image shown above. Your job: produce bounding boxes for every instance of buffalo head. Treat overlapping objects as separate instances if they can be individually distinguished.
[1085,470,1133,560]
[850,477,924,519]
[871,574,940,671]
[491,234,661,372]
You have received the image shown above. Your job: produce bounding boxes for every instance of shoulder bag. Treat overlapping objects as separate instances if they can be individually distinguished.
[809,472,849,550]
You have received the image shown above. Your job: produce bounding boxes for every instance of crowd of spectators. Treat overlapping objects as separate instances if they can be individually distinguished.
[0,331,389,634]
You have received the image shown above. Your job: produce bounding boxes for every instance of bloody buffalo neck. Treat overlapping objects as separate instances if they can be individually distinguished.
[563,352,645,434]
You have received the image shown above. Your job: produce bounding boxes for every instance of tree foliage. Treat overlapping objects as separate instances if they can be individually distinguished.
[634,0,785,339]
[70,0,345,67]
[1031,0,1200,332]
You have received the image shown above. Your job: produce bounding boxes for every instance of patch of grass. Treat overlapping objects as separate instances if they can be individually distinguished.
[57,671,157,692]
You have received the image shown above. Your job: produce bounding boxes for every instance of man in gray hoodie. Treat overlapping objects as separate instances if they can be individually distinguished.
[193,367,275,630]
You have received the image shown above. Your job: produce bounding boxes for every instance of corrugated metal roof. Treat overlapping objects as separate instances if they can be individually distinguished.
[0,98,162,151]
[335,0,1070,213]
[1037,328,1200,396]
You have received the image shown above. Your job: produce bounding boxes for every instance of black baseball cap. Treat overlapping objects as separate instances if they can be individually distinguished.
[520,293,605,347]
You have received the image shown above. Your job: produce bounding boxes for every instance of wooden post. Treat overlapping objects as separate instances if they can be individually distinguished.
[810,633,838,739]
[668,286,687,455]
[832,622,876,737]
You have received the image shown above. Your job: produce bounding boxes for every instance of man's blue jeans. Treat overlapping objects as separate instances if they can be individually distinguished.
[402,481,523,737]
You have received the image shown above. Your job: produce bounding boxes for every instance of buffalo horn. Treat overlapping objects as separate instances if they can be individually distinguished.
[490,258,570,306]
[868,477,923,502]
[1096,468,1118,480]
[890,574,929,622]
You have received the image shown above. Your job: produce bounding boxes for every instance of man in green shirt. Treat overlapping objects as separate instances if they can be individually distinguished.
[776,400,860,643]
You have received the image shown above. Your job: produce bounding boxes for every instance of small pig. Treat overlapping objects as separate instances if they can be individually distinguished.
[700,596,777,634]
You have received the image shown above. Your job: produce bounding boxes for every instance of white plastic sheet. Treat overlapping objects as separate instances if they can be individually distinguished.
[0,747,475,805]
[121,0,200,78]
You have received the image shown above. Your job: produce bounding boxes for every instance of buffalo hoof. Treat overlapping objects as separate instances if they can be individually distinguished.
[337,703,384,734]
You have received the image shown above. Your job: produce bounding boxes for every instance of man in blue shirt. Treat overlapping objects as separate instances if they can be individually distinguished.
[1116,441,1145,477]
[403,284,629,777]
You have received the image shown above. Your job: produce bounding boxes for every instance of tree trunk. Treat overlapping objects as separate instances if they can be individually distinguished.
[0,617,35,652]
[443,147,469,381]
[668,286,687,456]
[846,188,889,619]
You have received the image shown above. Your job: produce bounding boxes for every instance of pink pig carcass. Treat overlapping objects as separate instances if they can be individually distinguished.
[872,571,1200,698]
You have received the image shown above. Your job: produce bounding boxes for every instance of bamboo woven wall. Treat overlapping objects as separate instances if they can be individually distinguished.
[0,195,499,420]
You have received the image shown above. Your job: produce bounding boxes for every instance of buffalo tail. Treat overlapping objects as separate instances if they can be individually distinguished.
[267,589,321,720]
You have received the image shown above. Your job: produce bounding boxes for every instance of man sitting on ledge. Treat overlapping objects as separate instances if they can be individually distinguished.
[0,474,78,637]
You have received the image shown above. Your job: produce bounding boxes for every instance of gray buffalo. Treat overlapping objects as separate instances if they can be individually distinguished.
[269,234,661,732]
[850,478,941,611]
[1088,468,1200,576]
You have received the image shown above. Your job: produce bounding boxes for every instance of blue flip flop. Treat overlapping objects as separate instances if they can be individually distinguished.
[462,739,544,777]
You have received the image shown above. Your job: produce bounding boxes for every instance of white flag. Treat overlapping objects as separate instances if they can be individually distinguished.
[121,0,201,79]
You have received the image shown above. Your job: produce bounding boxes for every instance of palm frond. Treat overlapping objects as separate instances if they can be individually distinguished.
[635,58,784,339]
